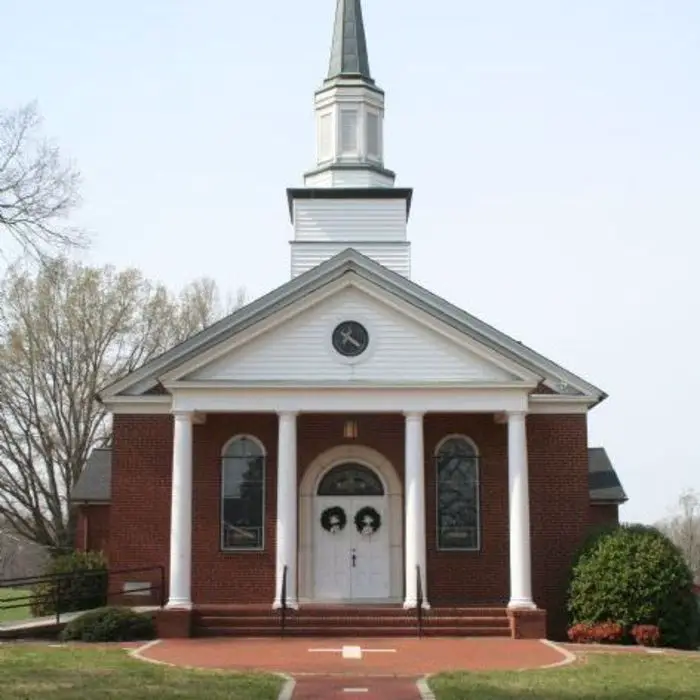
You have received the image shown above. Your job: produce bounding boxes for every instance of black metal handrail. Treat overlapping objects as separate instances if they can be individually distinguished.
[0,565,165,625]
[279,565,288,638]
[416,564,424,638]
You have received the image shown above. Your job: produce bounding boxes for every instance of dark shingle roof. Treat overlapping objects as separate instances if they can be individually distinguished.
[588,447,628,504]
[68,445,628,506]
[71,448,111,502]
[327,0,372,82]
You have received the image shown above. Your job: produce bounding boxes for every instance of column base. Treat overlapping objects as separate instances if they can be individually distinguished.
[165,598,193,610]
[507,598,537,610]
[403,599,431,610]
[155,608,193,638]
[507,608,548,640]
[273,599,299,610]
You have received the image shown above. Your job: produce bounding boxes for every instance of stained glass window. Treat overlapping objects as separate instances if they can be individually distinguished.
[221,436,265,550]
[436,437,480,550]
[317,463,384,496]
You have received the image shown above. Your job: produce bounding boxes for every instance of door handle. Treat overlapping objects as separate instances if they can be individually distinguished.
[351,548,357,568]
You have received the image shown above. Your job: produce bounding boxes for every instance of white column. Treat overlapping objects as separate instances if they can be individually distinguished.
[166,411,194,609]
[507,410,536,609]
[273,411,299,609]
[403,411,429,609]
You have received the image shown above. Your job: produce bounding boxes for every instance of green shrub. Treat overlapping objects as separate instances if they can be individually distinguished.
[60,606,156,642]
[568,524,700,649]
[31,551,108,618]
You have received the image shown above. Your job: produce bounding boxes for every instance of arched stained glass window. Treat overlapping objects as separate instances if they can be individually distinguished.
[435,436,480,551]
[221,436,265,550]
[317,463,384,496]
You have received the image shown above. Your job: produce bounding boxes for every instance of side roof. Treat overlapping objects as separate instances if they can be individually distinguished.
[99,248,607,403]
[588,447,628,504]
[71,447,626,505]
[71,448,111,503]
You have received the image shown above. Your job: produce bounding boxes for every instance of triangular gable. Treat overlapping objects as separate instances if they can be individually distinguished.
[163,281,536,386]
[100,248,605,403]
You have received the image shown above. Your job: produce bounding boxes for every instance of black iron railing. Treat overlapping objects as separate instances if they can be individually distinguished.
[0,565,165,626]
[279,565,288,638]
[416,564,424,638]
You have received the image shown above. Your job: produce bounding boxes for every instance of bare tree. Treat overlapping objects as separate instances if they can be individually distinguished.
[0,258,241,553]
[658,489,700,580]
[0,102,85,259]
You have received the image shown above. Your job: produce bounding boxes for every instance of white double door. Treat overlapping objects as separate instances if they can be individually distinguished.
[313,495,390,601]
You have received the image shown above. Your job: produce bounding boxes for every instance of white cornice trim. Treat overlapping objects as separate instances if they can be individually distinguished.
[528,394,594,414]
[164,380,538,391]
[169,386,531,414]
[102,396,172,415]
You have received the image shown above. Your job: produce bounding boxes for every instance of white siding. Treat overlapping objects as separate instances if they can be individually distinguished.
[187,287,515,384]
[291,198,409,276]
[291,242,410,278]
[293,200,406,242]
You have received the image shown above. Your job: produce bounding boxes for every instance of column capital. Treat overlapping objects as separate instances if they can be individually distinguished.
[403,411,424,421]
[507,410,528,421]
[171,410,194,421]
[277,410,299,419]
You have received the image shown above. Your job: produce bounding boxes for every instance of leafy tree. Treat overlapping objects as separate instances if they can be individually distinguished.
[0,257,242,553]
[568,524,700,649]
[0,102,84,258]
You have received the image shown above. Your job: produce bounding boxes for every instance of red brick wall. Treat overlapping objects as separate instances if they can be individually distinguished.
[74,505,110,554]
[588,503,619,529]
[108,410,591,635]
[528,414,590,637]
[191,413,278,604]
[109,415,173,593]
[424,414,509,605]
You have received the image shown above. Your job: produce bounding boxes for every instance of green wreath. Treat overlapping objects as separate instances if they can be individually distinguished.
[320,506,347,534]
[354,506,381,536]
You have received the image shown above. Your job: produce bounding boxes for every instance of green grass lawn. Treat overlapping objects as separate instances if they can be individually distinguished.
[430,653,700,700]
[0,645,283,700]
[0,588,32,623]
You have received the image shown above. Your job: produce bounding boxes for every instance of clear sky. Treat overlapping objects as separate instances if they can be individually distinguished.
[2,0,698,524]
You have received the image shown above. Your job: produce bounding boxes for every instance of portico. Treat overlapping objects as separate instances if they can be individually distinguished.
[164,391,536,613]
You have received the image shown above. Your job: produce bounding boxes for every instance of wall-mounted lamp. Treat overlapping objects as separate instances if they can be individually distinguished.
[343,419,359,440]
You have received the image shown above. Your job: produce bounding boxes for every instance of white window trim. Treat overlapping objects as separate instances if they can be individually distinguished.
[435,433,481,552]
[220,433,266,553]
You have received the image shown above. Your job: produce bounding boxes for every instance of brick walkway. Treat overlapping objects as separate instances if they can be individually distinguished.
[136,636,567,674]
[131,637,574,699]
[291,677,422,699]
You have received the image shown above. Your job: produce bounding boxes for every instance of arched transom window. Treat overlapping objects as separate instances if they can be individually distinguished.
[435,436,480,551]
[317,463,384,496]
[221,436,265,551]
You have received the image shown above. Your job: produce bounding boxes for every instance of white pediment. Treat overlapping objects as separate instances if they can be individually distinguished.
[177,284,534,386]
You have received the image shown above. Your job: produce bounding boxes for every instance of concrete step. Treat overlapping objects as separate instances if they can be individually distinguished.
[197,614,510,629]
[194,625,510,638]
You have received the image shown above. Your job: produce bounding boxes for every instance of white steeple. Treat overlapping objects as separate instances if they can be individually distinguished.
[304,0,394,188]
[287,0,412,278]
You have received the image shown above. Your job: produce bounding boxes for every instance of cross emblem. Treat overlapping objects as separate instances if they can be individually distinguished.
[308,645,397,660]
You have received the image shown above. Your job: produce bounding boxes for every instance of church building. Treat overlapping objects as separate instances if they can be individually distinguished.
[73,0,627,639]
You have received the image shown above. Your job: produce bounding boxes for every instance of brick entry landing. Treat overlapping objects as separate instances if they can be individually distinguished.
[137,637,569,674]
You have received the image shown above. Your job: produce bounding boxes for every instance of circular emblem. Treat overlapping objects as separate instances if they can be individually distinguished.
[332,321,369,357]
[320,506,347,534]
[354,506,381,537]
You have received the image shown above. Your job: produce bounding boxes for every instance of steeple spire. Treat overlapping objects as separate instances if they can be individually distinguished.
[301,0,397,190]
[327,0,373,83]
